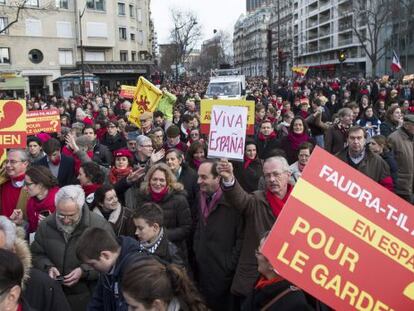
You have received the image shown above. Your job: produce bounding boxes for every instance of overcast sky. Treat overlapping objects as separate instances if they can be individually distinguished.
[151,0,246,47]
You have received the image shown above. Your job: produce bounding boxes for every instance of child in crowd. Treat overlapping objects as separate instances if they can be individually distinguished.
[132,202,184,266]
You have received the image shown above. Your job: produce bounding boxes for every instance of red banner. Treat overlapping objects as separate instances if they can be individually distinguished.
[262,147,414,310]
[27,109,61,135]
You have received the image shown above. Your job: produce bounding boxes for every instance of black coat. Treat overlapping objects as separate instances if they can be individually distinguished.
[193,194,243,310]
[100,133,127,152]
[242,279,314,311]
[233,159,263,193]
[153,234,185,266]
[35,154,75,187]
[93,142,113,167]
[178,164,199,214]
[256,136,280,160]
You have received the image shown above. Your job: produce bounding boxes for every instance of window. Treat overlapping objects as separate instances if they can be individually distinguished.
[0,47,10,63]
[56,21,72,38]
[0,17,8,34]
[87,22,107,37]
[26,19,42,36]
[119,27,127,40]
[86,0,105,11]
[0,0,5,4]
[28,49,43,64]
[129,5,134,18]
[118,3,125,15]
[56,0,68,9]
[138,30,143,44]
[120,51,128,61]
[131,51,136,61]
[130,32,135,41]
[85,51,105,61]
[27,0,39,7]
[137,9,142,22]
[59,49,73,65]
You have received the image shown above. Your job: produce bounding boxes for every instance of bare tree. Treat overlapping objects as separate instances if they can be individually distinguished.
[349,0,393,76]
[0,0,55,34]
[169,8,202,65]
[197,30,233,73]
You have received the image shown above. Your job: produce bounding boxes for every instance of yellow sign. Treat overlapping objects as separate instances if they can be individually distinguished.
[200,99,255,135]
[128,77,163,128]
[120,85,136,99]
[292,66,309,76]
[0,100,27,148]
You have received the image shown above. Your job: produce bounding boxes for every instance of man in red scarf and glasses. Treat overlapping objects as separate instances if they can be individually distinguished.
[217,156,293,300]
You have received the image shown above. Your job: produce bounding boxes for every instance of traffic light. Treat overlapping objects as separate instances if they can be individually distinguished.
[338,49,346,63]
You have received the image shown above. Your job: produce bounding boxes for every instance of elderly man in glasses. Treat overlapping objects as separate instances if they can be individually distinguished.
[31,185,114,311]
[0,149,30,225]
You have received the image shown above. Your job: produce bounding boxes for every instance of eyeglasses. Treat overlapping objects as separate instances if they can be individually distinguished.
[56,212,79,221]
[264,171,288,180]
[107,125,116,128]
[23,181,35,187]
[140,145,153,148]
[140,119,150,122]
[4,160,25,165]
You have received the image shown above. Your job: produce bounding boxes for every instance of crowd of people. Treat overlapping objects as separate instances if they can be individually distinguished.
[0,75,413,311]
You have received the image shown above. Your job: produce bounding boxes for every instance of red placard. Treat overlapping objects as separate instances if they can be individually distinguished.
[27,109,61,135]
[262,147,414,310]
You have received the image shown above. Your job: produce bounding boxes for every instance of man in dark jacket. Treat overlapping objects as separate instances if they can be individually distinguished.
[337,126,393,191]
[194,160,243,311]
[35,138,76,187]
[76,227,147,311]
[83,125,112,167]
[31,185,114,311]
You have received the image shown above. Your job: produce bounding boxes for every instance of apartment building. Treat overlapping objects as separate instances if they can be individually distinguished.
[0,0,154,97]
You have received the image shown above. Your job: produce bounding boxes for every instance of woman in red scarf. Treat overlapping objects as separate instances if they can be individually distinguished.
[124,163,192,263]
[233,140,263,192]
[108,149,134,184]
[280,116,314,164]
[186,141,207,171]
[25,166,59,233]
[78,162,104,207]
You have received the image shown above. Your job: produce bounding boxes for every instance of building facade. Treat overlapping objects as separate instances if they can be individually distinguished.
[0,0,155,97]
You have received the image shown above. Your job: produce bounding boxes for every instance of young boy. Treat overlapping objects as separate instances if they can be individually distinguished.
[133,202,184,266]
[76,227,145,311]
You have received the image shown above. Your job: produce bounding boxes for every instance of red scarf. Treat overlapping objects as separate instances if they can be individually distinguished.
[299,110,309,119]
[265,184,293,217]
[27,187,59,233]
[192,159,203,170]
[108,166,133,184]
[82,183,101,196]
[150,186,169,203]
[244,155,256,169]
[258,131,277,141]
[255,275,285,289]
[287,131,309,151]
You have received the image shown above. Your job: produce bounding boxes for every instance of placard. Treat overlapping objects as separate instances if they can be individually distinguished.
[0,100,26,148]
[262,147,414,310]
[27,109,61,135]
[120,85,136,99]
[207,105,247,161]
[200,99,255,135]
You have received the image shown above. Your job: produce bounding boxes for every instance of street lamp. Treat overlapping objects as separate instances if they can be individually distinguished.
[79,7,86,95]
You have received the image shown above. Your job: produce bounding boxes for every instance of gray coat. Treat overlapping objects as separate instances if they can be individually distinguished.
[31,206,114,311]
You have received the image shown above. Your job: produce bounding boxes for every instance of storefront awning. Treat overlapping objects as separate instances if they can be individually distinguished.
[0,77,26,90]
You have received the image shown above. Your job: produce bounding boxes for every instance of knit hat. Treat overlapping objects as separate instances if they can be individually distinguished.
[166,124,180,138]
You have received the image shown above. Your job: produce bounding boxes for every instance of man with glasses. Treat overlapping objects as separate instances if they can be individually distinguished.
[100,120,127,152]
[31,185,114,311]
[216,156,293,299]
[0,149,30,224]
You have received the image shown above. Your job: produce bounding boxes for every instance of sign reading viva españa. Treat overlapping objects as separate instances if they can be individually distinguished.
[0,100,26,148]
[262,147,414,311]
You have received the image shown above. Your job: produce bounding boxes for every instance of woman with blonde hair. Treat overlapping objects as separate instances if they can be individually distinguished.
[125,163,192,261]
[122,257,207,311]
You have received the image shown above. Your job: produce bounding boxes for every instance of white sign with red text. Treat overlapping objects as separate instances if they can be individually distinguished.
[207,105,247,161]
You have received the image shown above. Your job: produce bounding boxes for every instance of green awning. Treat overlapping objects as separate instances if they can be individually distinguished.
[0,77,26,90]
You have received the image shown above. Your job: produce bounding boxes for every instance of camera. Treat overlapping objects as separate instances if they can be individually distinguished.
[55,275,65,283]
[39,210,51,217]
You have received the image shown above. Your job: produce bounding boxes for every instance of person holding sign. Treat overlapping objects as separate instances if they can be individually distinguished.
[216,156,292,298]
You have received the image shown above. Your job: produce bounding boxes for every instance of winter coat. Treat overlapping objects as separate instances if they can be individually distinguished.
[256,136,280,160]
[177,164,199,211]
[14,238,71,311]
[193,193,243,310]
[88,236,146,311]
[149,232,185,266]
[380,120,398,137]
[31,206,115,311]
[92,205,136,237]
[221,181,277,297]
[233,159,263,193]
[388,127,414,202]
[35,154,76,187]
[380,150,398,187]
[92,142,113,167]
[324,125,347,155]
[124,187,192,257]
[100,133,127,152]
[242,279,314,311]
[336,148,393,191]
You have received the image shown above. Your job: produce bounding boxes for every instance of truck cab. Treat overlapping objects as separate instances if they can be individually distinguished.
[205,69,246,99]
